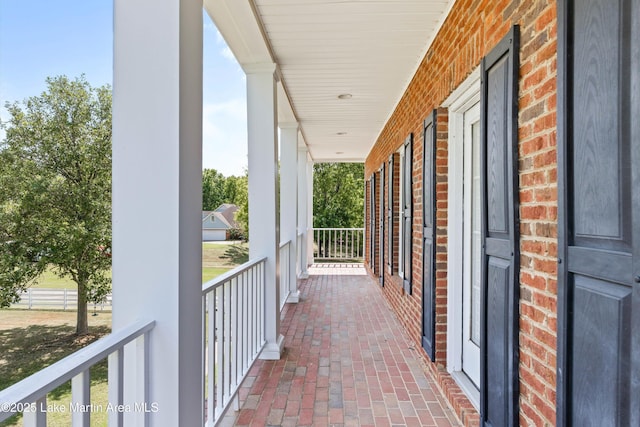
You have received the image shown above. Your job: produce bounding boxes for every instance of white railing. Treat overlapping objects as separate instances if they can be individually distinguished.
[202,257,267,426]
[10,288,112,311]
[313,228,365,261]
[279,240,291,310]
[0,320,155,427]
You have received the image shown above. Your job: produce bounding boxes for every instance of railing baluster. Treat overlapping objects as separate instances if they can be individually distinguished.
[108,348,124,427]
[206,288,215,426]
[231,276,238,391]
[71,370,91,426]
[23,396,46,427]
[242,271,248,373]
[224,282,232,407]
[215,286,223,418]
[250,267,255,359]
[352,229,356,258]
[260,262,265,344]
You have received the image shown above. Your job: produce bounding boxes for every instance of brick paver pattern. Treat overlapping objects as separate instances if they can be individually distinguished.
[231,263,461,427]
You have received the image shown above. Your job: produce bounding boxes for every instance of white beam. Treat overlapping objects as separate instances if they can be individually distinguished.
[307,158,315,266]
[112,0,202,425]
[246,63,284,360]
[280,123,299,301]
[297,146,310,278]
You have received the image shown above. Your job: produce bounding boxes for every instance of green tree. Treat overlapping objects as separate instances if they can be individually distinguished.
[202,168,226,211]
[313,163,364,228]
[223,175,240,205]
[0,76,112,335]
[234,172,249,236]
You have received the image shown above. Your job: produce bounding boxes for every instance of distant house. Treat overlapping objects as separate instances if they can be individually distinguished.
[202,204,239,241]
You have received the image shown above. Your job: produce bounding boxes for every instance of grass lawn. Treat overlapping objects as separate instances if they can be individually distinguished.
[29,268,111,290]
[202,242,249,267]
[0,311,112,427]
[27,242,249,290]
[202,242,249,283]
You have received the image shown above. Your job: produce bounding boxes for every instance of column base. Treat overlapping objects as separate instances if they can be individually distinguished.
[298,272,309,279]
[259,334,285,360]
[286,290,300,303]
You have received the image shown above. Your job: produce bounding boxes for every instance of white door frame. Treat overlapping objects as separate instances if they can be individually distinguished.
[443,67,481,410]
[461,101,481,387]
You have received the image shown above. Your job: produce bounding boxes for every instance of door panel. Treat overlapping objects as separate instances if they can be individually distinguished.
[557,0,639,425]
[486,258,510,427]
[571,277,631,426]
[422,111,437,360]
[572,0,625,242]
[486,59,509,235]
[480,26,519,427]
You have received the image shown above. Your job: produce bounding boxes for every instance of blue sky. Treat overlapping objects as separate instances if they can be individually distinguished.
[0,0,248,176]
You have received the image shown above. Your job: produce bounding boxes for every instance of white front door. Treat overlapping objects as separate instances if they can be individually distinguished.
[462,102,481,387]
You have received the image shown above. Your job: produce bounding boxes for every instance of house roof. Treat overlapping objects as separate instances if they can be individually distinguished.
[215,204,239,226]
[203,204,240,230]
[204,0,456,163]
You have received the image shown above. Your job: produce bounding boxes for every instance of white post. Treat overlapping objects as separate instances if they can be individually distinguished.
[306,158,315,266]
[297,147,310,278]
[112,0,203,425]
[246,63,284,360]
[280,123,300,302]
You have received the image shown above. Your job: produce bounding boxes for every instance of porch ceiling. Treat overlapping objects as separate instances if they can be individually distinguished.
[205,0,454,163]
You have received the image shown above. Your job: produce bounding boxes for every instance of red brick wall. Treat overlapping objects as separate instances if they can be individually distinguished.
[363,1,558,426]
[434,107,449,364]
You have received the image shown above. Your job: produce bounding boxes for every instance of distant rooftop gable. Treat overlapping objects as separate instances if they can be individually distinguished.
[214,204,239,227]
[202,204,239,230]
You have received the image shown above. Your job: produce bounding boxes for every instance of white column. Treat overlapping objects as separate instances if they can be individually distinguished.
[306,159,315,266]
[246,63,284,360]
[280,123,300,301]
[112,0,202,425]
[297,147,310,278]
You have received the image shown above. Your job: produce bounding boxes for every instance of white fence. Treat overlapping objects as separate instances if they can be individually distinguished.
[313,228,365,261]
[202,257,267,426]
[0,320,155,427]
[10,288,112,311]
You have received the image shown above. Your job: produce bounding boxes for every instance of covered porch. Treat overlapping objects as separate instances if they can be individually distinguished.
[222,264,459,427]
[0,0,464,426]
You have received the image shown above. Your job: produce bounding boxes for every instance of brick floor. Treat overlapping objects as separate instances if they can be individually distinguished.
[227,263,461,427]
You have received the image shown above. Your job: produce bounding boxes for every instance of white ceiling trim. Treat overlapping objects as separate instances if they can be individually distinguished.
[205,0,457,163]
